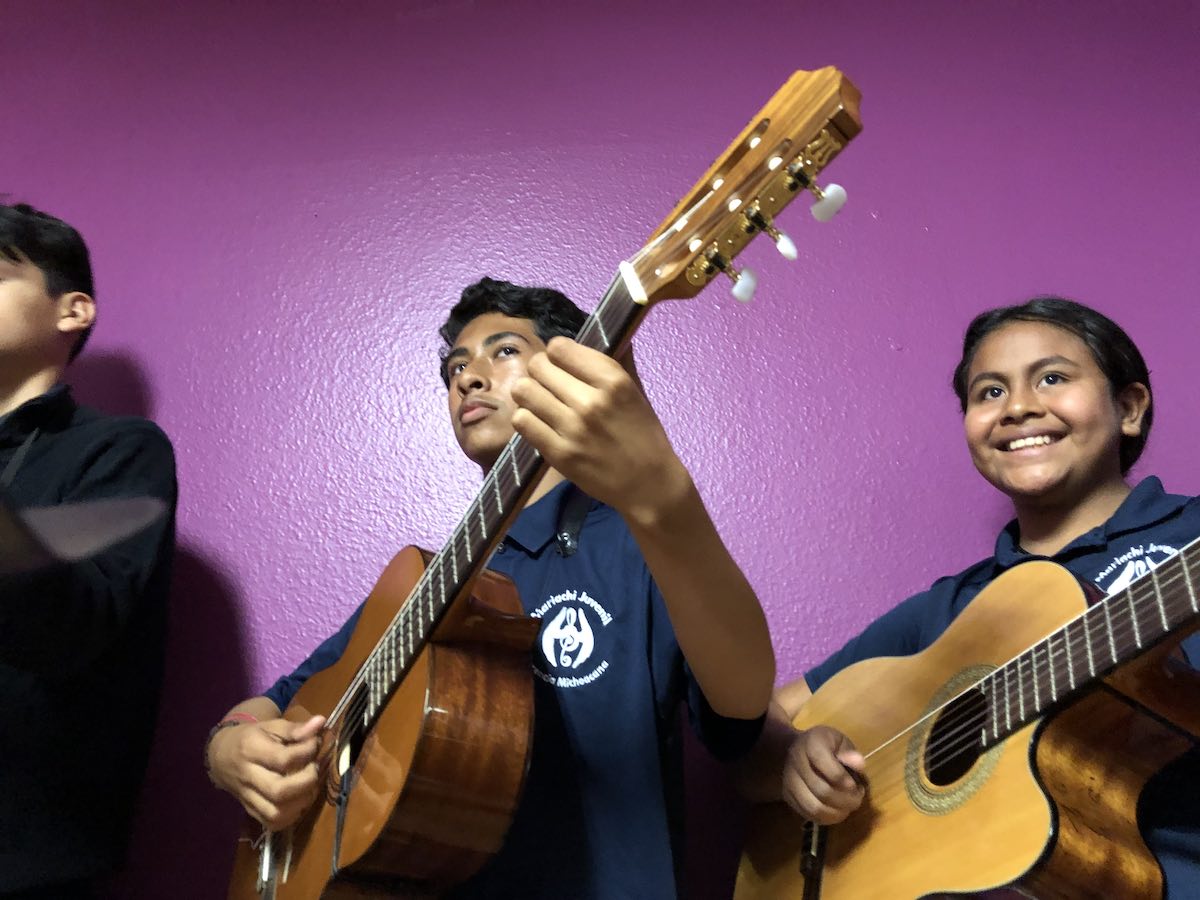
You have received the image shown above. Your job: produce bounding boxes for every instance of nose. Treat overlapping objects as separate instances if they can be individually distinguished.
[1001,382,1044,423]
[455,356,489,395]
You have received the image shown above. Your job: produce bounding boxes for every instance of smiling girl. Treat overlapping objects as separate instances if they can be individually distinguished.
[745,296,1199,897]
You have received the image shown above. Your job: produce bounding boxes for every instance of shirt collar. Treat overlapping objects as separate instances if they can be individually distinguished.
[0,384,74,446]
[993,476,1185,568]
[503,479,580,556]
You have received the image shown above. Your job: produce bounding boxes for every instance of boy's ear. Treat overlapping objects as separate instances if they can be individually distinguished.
[56,292,96,336]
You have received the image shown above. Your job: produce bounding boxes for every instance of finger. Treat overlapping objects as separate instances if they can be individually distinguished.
[511,373,577,437]
[283,715,326,743]
[255,762,321,807]
[545,337,626,390]
[836,747,867,776]
[782,770,850,825]
[247,732,322,775]
[805,738,860,793]
[511,406,572,466]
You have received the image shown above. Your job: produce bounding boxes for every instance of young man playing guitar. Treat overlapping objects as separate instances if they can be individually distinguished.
[0,203,178,897]
[207,277,775,898]
[741,298,1199,897]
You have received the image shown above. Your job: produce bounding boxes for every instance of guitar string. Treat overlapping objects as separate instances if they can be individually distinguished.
[845,562,1196,807]
[872,567,1190,798]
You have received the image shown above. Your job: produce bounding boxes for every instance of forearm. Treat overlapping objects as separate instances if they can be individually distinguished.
[624,467,775,719]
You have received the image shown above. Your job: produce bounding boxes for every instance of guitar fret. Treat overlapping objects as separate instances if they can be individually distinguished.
[449,533,459,584]
[509,450,522,488]
[595,314,610,351]
[989,675,1000,741]
[1063,624,1076,691]
[1184,553,1199,613]
[1045,635,1059,703]
[1151,567,1169,632]
[1126,589,1142,650]
[492,473,503,522]
[477,499,488,541]
[1030,646,1041,712]
[1003,663,1012,732]
[1102,599,1120,662]
[1016,654,1026,722]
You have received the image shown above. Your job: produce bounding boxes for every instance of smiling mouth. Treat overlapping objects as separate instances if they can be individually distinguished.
[1003,435,1061,452]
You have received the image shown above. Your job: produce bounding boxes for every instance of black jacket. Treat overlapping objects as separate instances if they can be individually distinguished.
[0,385,177,892]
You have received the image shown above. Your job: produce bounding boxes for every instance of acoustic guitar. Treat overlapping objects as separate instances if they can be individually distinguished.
[228,66,863,899]
[735,545,1200,899]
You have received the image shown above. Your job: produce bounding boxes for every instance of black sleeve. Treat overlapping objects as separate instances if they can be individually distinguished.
[0,422,177,672]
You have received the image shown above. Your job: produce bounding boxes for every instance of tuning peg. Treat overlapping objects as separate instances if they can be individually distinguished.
[728,265,758,303]
[772,230,798,260]
[745,208,798,261]
[810,183,847,222]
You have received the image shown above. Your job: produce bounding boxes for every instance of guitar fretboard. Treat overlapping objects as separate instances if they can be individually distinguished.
[978,537,1200,747]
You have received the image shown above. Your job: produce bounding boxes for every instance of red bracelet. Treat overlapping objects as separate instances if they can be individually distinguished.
[220,712,260,726]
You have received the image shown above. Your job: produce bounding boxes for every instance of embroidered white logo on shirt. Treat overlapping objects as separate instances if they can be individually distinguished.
[1094,542,1179,595]
[530,589,613,688]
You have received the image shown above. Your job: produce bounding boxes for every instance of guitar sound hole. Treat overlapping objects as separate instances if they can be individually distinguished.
[924,688,987,786]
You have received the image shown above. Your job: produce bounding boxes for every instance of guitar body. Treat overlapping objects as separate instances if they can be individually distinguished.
[736,561,1200,899]
[229,545,540,899]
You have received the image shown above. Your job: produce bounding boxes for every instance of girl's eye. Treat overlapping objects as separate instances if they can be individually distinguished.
[978,385,1004,401]
[1041,372,1064,386]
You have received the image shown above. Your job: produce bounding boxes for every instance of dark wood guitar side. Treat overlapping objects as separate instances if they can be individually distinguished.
[735,559,1200,899]
[228,546,540,899]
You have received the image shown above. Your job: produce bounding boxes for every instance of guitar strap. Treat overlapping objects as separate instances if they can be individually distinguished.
[555,484,591,557]
[0,428,39,491]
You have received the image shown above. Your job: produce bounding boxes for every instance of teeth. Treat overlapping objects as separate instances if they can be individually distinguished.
[1007,435,1055,451]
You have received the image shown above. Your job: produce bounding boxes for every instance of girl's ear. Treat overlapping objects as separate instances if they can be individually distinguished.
[1117,382,1151,437]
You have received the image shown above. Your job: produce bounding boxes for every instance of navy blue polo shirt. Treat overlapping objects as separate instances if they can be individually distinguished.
[806,476,1200,897]
[266,479,763,899]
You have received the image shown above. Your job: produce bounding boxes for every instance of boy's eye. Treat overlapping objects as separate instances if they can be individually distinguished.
[496,345,519,358]
[1041,372,1064,386]
[979,385,1004,401]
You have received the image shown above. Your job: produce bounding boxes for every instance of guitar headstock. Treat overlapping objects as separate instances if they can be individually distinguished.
[628,67,862,305]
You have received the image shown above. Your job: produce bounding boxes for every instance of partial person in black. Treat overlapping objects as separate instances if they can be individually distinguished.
[0,203,178,898]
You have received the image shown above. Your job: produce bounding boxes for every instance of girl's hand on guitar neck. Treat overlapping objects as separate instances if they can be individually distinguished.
[783,725,867,825]
[207,711,326,831]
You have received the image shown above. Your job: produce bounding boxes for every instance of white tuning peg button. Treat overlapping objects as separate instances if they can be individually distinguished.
[810,183,848,222]
[730,267,758,304]
[774,231,798,260]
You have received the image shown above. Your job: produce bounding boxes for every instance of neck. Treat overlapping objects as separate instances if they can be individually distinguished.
[524,468,565,507]
[1013,476,1132,556]
[0,366,59,418]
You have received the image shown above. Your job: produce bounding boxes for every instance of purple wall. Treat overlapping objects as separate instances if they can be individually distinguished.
[8,0,1199,896]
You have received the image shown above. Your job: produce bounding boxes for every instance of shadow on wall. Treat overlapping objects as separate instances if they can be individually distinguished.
[65,351,155,419]
[65,352,253,897]
[110,547,252,899]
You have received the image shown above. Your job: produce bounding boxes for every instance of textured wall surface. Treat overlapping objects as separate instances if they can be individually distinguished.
[7,0,1199,896]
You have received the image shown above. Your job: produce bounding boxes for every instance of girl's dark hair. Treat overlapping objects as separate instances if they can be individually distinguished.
[951,296,1152,474]
[438,277,587,385]
[0,202,95,360]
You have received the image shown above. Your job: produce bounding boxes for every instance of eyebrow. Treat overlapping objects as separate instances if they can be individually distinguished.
[968,355,1080,393]
[443,331,533,372]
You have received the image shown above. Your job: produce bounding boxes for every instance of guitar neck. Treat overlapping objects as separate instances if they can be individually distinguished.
[982,536,1200,745]
[338,267,651,728]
